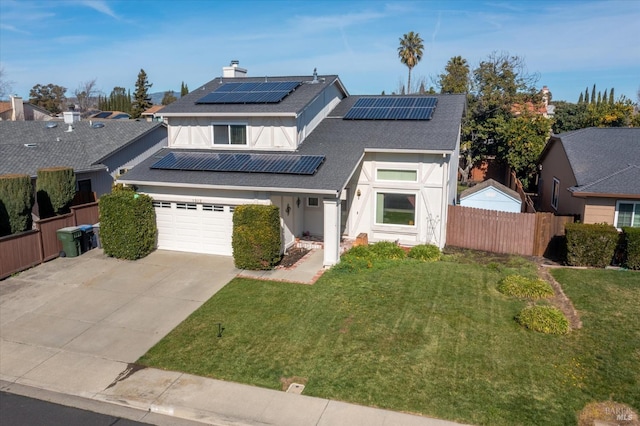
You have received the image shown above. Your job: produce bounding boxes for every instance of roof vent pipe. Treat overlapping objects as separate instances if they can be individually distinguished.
[311,68,318,84]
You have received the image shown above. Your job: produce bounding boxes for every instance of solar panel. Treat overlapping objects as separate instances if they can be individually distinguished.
[151,152,325,175]
[196,81,302,104]
[343,96,438,121]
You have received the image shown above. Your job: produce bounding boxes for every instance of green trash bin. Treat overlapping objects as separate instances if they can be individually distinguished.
[57,226,82,257]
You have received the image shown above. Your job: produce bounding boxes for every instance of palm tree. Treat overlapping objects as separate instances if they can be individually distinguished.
[397,31,424,94]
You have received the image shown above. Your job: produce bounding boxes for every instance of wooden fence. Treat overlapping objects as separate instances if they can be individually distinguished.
[446,205,573,257]
[0,202,99,280]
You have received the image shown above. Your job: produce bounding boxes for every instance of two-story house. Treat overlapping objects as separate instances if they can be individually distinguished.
[120,62,466,266]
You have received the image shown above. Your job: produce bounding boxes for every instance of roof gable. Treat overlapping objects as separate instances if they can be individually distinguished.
[460,179,520,202]
[543,127,640,195]
[159,74,347,116]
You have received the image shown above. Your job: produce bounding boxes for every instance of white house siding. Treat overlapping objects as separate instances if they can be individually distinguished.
[296,83,344,144]
[78,170,113,198]
[136,185,271,255]
[344,152,450,248]
[166,116,297,150]
[460,187,522,213]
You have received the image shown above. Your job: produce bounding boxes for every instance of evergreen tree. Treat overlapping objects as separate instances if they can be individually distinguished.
[180,81,189,97]
[609,88,615,104]
[597,91,602,106]
[161,91,177,105]
[578,93,584,104]
[438,55,470,94]
[591,84,596,105]
[419,81,426,94]
[131,69,152,119]
[602,89,608,106]
[584,87,589,104]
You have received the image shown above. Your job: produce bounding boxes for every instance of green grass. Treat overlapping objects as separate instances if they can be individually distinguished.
[138,256,640,426]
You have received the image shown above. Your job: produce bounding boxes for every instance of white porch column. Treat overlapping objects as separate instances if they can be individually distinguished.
[323,197,341,267]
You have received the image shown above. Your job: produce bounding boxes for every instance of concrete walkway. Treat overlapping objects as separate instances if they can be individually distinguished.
[1,248,466,426]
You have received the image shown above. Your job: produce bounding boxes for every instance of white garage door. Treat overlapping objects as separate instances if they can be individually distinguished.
[153,201,234,255]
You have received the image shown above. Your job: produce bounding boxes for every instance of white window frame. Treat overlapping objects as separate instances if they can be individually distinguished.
[211,123,248,145]
[307,197,320,208]
[374,191,417,227]
[153,201,171,208]
[614,200,640,228]
[376,168,418,182]
[551,178,560,210]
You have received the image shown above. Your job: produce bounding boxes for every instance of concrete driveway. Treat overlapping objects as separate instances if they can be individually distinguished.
[0,248,237,397]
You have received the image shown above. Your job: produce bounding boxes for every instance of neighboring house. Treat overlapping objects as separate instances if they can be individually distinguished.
[459,179,522,213]
[141,105,165,122]
[537,127,640,228]
[119,62,466,266]
[0,119,168,210]
[0,95,55,121]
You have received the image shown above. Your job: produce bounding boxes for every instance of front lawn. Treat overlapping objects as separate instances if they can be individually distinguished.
[138,253,639,425]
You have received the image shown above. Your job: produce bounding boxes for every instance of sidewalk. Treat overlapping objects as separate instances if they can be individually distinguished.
[0,248,467,426]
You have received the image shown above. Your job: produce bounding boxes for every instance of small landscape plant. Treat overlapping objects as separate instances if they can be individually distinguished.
[335,241,406,272]
[369,241,406,259]
[497,275,554,299]
[565,222,618,267]
[515,305,569,335]
[408,244,441,262]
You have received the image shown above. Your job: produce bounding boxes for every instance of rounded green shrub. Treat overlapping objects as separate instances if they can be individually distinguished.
[516,305,569,335]
[498,275,554,299]
[99,191,157,260]
[622,227,640,270]
[369,241,406,260]
[408,244,441,262]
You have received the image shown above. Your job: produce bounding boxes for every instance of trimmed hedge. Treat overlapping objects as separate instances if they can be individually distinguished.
[232,204,281,270]
[0,174,34,237]
[565,223,618,267]
[408,244,441,262]
[36,167,76,219]
[515,305,569,335]
[622,227,640,270]
[497,275,554,299]
[99,191,156,260]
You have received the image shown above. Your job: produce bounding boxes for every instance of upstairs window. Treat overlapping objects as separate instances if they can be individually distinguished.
[377,169,417,182]
[213,124,247,145]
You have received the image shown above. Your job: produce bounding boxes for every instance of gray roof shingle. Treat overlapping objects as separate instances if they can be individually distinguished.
[0,120,166,177]
[120,94,466,194]
[549,128,640,196]
[159,75,345,115]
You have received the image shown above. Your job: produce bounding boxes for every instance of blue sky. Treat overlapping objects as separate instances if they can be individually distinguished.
[1,0,638,103]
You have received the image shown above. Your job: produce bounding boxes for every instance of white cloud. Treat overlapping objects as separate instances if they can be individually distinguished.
[79,0,120,20]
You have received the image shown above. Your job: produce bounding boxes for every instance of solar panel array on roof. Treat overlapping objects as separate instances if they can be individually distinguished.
[196,81,302,104]
[343,96,438,120]
[151,152,325,175]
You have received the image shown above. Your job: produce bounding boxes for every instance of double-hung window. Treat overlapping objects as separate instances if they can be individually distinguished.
[615,201,640,228]
[213,124,247,145]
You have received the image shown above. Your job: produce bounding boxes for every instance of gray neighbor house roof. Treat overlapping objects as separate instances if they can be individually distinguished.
[541,127,640,196]
[0,120,166,177]
[120,93,467,195]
